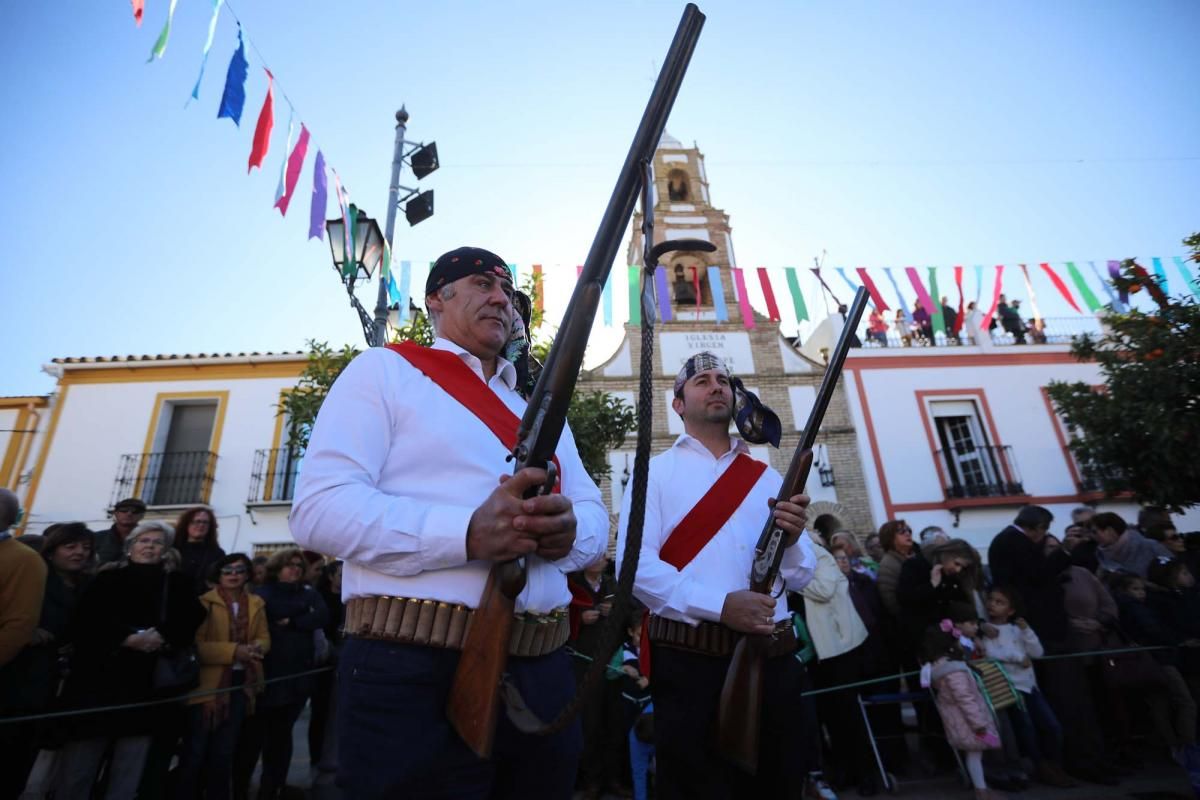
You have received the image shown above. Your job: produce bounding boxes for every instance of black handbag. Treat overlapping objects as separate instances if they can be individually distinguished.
[152,575,200,695]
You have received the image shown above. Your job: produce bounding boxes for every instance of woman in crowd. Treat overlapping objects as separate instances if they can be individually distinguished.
[1,523,95,798]
[876,519,916,621]
[802,531,875,794]
[896,538,981,658]
[56,521,204,800]
[175,507,226,595]
[247,548,329,800]
[831,531,876,579]
[1093,511,1171,578]
[175,553,269,800]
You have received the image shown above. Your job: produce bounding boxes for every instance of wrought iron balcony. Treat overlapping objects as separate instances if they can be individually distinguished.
[111,451,217,508]
[933,444,1026,501]
[860,316,1101,349]
[248,447,303,504]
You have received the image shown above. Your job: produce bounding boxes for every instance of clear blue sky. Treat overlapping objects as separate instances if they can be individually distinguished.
[2,1,1197,395]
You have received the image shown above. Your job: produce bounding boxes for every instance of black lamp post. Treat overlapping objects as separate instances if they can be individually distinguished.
[326,208,385,345]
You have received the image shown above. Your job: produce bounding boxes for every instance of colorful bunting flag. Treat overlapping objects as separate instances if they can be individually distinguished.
[883,268,912,322]
[1108,260,1128,308]
[217,28,249,126]
[1038,263,1082,313]
[274,124,310,216]
[1151,257,1169,293]
[654,266,673,322]
[927,267,945,335]
[834,267,859,297]
[1019,264,1044,323]
[1173,256,1200,299]
[274,111,295,206]
[904,267,936,317]
[953,266,965,333]
[1131,262,1169,307]
[602,273,613,327]
[628,266,641,326]
[330,171,352,275]
[757,268,781,321]
[575,265,583,279]
[973,265,984,305]
[147,0,180,62]
[131,0,144,27]
[532,265,544,316]
[397,261,412,322]
[733,267,755,330]
[855,268,889,311]
[247,70,275,172]
[708,266,729,322]
[188,0,223,103]
[308,150,327,240]
[784,267,808,322]
[1089,261,1120,309]
[1064,262,1102,312]
[982,265,1005,330]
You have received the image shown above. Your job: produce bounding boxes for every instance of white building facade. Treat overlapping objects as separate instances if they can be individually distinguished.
[19,353,309,554]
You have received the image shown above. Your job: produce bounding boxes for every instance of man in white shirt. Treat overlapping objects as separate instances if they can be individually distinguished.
[617,352,817,798]
[290,247,608,800]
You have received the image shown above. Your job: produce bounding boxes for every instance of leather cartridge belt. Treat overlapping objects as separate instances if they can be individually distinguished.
[344,596,570,658]
[647,614,797,660]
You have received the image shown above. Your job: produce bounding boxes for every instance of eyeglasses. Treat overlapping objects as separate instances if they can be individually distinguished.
[137,539,165,548]
[220,566,248,576]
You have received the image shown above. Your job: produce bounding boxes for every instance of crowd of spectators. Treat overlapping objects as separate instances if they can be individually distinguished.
[0,494,340,800]
[2,489,1198,800]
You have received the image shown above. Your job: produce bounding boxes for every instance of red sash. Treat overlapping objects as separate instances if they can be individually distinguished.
[658,453,767,569]
[385,342,561,489]
[641,452,766,677]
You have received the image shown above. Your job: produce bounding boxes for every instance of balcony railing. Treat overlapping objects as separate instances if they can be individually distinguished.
[112,451,217,508]
[1061,445,1128,494]
[248,447,303,504]
[933,444,1025,501]
[860,316,1101,350]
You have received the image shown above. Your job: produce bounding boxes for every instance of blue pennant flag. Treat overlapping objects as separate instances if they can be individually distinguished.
[217,28,249,125]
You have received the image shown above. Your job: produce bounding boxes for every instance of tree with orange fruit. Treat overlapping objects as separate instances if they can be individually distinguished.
[1047,232,1200,511]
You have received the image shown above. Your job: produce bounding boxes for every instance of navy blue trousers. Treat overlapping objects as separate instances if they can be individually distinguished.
[336,638,582,800]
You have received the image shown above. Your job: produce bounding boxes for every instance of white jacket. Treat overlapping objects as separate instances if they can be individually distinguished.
[801,534,868,660]
[977,622,1043,693]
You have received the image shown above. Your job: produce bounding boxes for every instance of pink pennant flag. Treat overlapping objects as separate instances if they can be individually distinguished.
[1038,262,1082,313]
[274,124,310,216]
[953,266,965,334]
[575,265,583,279]
[757,268,781,321]
[733,267,756,330]
[982,266,1006,330]
[247,70,275,173]
[904,266,937,316]
[131,0,144,26]
[1019,264,1044,323]
[855,268,889,311]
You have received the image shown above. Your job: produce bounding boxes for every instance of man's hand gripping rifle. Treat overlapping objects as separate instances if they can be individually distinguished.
[445,3,707,759]
[715,287,869,774]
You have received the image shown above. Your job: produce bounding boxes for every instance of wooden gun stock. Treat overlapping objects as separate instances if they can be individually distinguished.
[446,560,527,758]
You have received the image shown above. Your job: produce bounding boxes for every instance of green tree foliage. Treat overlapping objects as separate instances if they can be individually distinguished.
[1046,235,1200,511]
[568,391,637,483]
[277,340,359,452]
[392,308,435,347]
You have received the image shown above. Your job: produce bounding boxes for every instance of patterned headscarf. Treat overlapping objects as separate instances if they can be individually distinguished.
[505,290,537,396]
[673,352,782,447]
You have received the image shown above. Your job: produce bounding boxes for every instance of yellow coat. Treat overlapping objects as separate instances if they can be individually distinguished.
[189,588,271,706]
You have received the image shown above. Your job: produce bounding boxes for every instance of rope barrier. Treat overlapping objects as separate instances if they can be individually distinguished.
[0,642,1177,726]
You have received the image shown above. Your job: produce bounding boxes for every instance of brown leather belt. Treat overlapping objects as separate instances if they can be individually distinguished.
[344,596,569,658]
[647,614,798,659]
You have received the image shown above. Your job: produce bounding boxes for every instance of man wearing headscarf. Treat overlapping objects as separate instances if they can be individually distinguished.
[290,247,607,800]
[616,352,817,798]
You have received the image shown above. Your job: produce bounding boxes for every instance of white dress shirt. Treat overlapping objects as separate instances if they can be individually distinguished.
[289,338,608,613]
[616,434,816,626]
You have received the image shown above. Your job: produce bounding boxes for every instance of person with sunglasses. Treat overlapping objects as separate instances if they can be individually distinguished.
[94,497,147,566]
[175,553,269,800]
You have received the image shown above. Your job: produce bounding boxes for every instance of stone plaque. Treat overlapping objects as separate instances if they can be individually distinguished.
[659,331,755,376]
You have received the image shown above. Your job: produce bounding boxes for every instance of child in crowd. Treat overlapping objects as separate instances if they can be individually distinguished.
[921,617,1004,800]
[979,587,1075,787]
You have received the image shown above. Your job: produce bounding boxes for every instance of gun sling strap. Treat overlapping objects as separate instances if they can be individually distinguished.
[386,342,562,489]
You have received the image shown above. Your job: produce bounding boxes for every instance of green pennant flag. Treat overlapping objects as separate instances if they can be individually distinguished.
[628,266,641,326]
[784,267,809,322]
[148,0,180,62]
[1064,262,1102,312]
[342,203,358,278]
[928,267,945,335]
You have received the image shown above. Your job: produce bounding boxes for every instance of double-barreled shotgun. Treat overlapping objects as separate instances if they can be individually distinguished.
[715,286,869,773]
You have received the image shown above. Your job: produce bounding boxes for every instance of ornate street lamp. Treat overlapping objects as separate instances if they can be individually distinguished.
[326,208,385,345]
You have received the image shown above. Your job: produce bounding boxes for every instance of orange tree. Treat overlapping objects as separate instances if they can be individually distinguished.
[1046,233,1200,510]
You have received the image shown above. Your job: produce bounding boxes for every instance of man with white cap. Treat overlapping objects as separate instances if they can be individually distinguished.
[617,352,816,798]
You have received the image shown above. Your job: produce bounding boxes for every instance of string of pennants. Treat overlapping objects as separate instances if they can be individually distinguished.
[132,0,366,276]
[385,258,1198,332]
